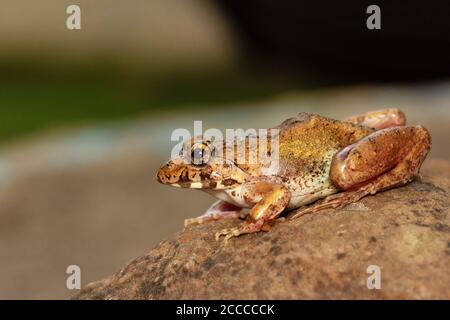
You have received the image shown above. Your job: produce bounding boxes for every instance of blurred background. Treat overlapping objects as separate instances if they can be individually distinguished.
[0,0,449,299]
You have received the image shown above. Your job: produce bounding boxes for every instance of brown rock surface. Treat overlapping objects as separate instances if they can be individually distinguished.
[73,159,450,299]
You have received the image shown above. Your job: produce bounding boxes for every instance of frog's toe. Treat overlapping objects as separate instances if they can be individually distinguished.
[215,227,241,242]
[184,215,225,227]
[215,220,267,242]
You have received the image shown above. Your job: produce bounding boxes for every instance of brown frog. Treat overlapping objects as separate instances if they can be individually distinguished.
[157,109,431,241]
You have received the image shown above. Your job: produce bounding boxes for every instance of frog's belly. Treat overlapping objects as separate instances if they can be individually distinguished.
[205,186,252,208]
[287,186,338,209]
[283,170,339,209]
[206,182,338,210]
[281,149,340,208]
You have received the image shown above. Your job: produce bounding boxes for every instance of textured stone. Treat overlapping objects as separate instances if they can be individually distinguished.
[73,159,450,299]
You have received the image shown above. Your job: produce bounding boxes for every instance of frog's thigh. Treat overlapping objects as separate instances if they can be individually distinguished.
[331,125,431,191]
[344,108,406,129]
[290,126,431,220]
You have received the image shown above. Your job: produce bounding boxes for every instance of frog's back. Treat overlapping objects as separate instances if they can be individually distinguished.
[273,113,374,206]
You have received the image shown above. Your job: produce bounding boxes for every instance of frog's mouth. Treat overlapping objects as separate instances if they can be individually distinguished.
[157,165,210,188]
[157,173,239,190]
[168,181,205,189]
[167,180,237,190]
[157,159,243,189]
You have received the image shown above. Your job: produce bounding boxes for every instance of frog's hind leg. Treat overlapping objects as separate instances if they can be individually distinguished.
[344,108,406,130]
[184,200,247,227]
[290,125,431,219]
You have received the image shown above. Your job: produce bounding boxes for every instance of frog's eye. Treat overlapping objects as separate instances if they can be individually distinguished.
[190,143,212,166]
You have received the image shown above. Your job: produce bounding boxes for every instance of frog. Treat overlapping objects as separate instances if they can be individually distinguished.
[157,109,431,242]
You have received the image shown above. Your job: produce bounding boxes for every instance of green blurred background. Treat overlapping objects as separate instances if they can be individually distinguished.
[0,0,449,299]
[0,0,273,143]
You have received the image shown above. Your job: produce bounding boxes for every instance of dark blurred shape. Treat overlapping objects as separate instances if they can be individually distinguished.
[217,0,450,82]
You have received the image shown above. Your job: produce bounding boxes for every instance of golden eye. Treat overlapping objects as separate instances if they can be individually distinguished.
[191,143,211,166]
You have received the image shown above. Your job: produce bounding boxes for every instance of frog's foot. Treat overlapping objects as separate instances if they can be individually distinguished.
[344,108,406,130]
[184,200,246,227]
[215,219,266,243]
[291,125,431,220]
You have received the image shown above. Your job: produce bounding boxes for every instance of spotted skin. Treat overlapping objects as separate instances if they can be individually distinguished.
[157,109,431,242]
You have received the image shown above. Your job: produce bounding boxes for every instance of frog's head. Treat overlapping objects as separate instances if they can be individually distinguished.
[157,139,248,190]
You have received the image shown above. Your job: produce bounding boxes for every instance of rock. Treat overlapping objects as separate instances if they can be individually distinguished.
[73,159,450,299]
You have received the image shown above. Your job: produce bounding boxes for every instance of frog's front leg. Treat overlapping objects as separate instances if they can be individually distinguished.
[215,183,290,242]
[184,200,246,227]
[291,125,431,219]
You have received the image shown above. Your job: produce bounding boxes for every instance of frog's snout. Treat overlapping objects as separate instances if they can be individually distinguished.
[156,163,166,184]
[156,161,181,186]
[156,166,166,184]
